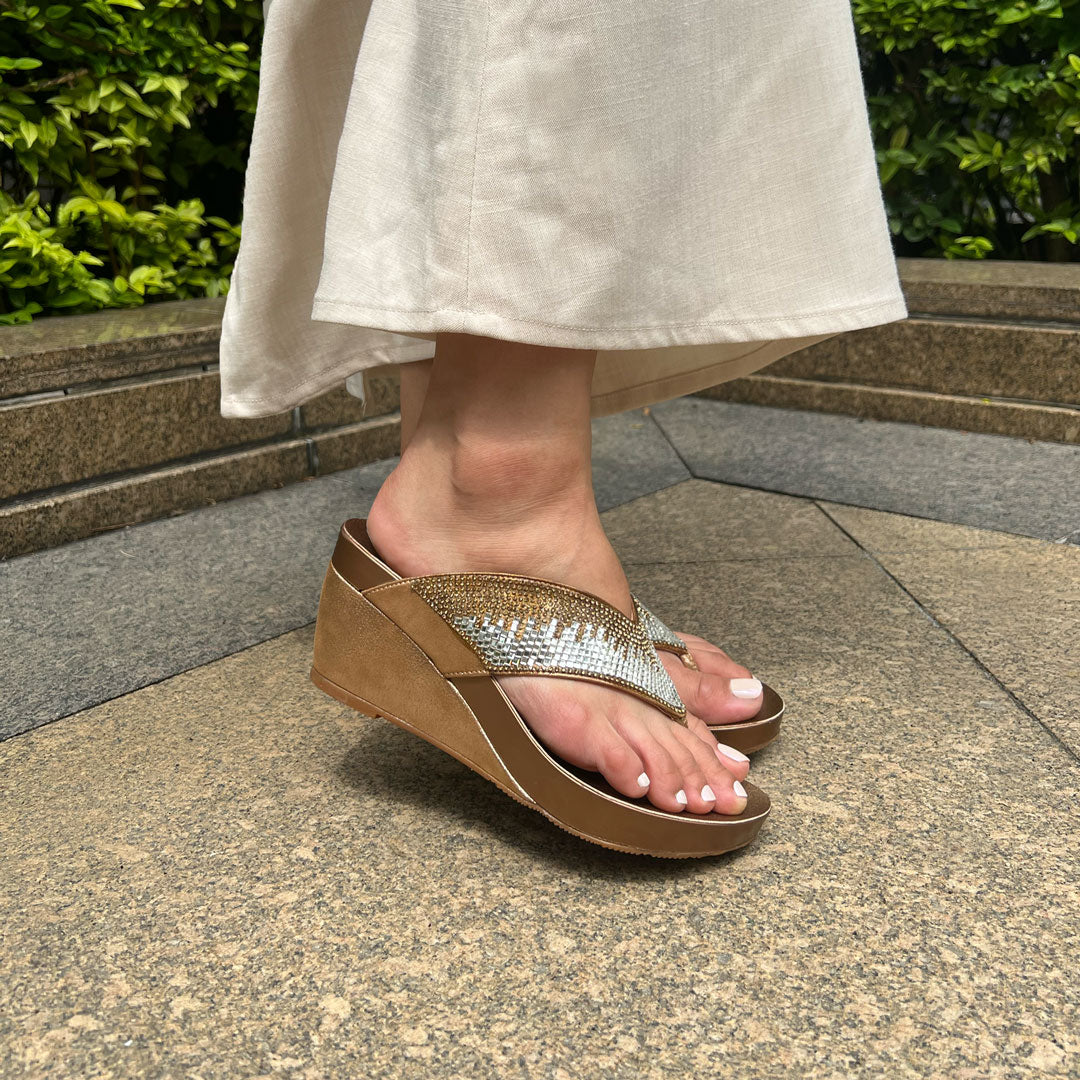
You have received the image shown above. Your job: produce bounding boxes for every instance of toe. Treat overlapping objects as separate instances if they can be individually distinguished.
[672,633,748,675]
[686,715,750,783]
[649,719,715,814]
[662,654,763,726]
[612,717,691,813]
[588,719,651,800]
[673,721,749,816]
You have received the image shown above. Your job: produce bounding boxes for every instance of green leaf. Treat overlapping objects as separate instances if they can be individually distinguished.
[51,288,90,307]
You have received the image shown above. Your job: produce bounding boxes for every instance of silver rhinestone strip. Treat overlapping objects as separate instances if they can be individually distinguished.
[408,574,686,719]
[632,596,688,654]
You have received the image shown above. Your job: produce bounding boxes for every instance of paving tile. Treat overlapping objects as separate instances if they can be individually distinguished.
[2,536,1077,1077]
[825,505,1080,755]
[0,457,393,740]
[0,412,685,739]
[604,477,857,565]
[655,396,1080,542]
[591,409,689,511]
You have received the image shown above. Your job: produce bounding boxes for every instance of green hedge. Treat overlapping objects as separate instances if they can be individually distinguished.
[855,0,1080,262]
[0,0,261,325]
[0,0,1077,324]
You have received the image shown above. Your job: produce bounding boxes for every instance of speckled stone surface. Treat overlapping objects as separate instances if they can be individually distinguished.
[0,297,225,397]
[2,490,1078,1077]
[0,437,313,560]
[0,371,291,500]
[655,397,1080,542]
[604,478,856,565]
[310,417,402,476]
[896,256,1080,322]
[591,408,689,511]
[701,374,1080,445]
[300,376,401,429]
[1,411,686,739]
[769,318,1080,405]
[824,504,1080,756]
[0,456,393,739]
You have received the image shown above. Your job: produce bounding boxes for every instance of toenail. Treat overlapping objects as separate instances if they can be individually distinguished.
[733,780,747,799]
[716,742,750,765]
[701,785,715,802]
[637,772,650,789]
[731,678,763,699]
[675,789,688,806]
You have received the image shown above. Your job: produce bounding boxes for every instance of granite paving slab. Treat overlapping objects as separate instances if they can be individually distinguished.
[2,503,1077,1077]
[603,477,858,565]
[655,397,1080,542]
[0,410,685,739]
[823,504,1080,757]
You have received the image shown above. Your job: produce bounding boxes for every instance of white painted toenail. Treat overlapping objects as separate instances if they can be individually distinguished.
[731,678,763,699]
[733,781,747,799]
[637,772,650,789]
[715,742,750,765]
[675,789,688,806]
[701,785,715,802]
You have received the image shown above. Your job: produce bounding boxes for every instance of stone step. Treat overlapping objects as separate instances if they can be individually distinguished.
[0,414,400,560]
[0,299,402,559]
[700,374,1080,444]
[769,316,1079,407]
[895,256,1080,323]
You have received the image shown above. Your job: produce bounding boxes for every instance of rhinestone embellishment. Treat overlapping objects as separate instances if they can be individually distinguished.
[632,596,689,655]
[409,573,686,720]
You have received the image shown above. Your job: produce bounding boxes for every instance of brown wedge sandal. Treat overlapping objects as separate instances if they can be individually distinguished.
[632,596,785,755]
[310,519,771,858]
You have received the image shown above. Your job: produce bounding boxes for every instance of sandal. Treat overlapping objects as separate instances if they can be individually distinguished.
[633,596,785,755]
[310,519,771,858]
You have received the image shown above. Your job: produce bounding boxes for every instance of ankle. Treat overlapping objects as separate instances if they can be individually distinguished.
[366,432,612,582]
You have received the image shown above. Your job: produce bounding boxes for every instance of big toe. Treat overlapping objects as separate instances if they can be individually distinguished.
[663,654,764,725]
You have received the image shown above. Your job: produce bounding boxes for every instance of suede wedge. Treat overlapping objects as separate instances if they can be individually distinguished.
[633,595,784,755]
[310,519,771,858]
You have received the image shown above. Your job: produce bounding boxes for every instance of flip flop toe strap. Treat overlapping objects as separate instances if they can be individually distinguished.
[632,595,699,670]
[402,572,688,722]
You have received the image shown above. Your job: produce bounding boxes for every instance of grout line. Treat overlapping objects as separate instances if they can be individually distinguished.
[645,408,696,479]
[1,620,321,743]
[814,500,1080,765]
[644,458,1069,548]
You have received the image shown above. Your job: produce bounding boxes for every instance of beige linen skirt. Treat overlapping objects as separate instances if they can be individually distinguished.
[218,0,908,419]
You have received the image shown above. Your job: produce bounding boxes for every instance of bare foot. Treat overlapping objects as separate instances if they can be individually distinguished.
[366,444,751,815]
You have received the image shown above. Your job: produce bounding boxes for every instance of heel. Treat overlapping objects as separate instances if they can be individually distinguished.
[310,563,518,792]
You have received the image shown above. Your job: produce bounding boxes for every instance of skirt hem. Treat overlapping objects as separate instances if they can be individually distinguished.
[219,294,908,419]
[308,294,908,351]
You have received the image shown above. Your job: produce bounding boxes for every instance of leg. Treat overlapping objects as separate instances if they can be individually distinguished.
[368,332,751,813]
[397,357,431,452]
[393,347,767,734]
